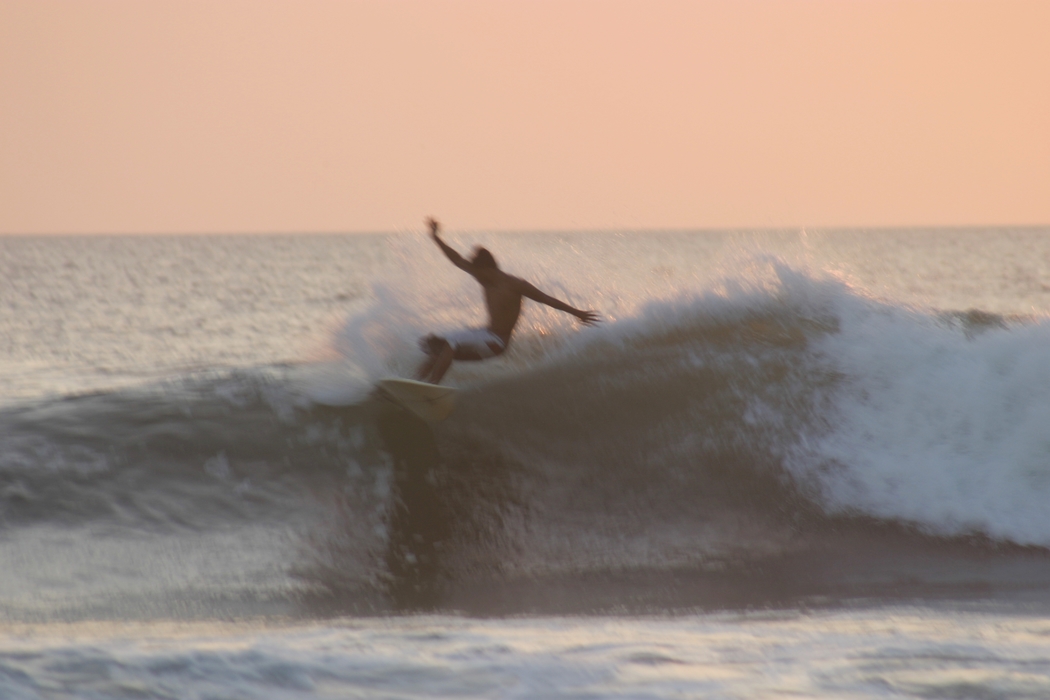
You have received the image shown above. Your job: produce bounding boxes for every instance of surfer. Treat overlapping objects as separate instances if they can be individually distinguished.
[416,217,600,383]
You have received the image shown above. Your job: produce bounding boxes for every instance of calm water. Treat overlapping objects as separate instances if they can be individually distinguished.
[2,228,1050,698]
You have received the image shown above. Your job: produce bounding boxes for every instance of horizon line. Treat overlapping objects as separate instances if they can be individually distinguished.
[4,223,1050,236]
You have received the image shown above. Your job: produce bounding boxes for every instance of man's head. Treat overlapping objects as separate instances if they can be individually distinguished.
[471,246,498,269]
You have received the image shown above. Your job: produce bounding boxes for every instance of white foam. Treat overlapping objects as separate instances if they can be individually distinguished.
[0,611,1046,700]
[796,288,1050,544]
[295,360,373,406]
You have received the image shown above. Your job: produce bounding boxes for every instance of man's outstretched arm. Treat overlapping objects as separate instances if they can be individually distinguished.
[515,279,600,325]
[426,217,475,274]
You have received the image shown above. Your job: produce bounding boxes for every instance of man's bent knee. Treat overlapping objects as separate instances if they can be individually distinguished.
[420,334,451,357]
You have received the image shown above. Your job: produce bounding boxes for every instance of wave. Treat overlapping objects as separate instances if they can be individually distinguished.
[5,261,1050,615]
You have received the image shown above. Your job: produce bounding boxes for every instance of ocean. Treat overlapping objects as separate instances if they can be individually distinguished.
[3,228,1050,697]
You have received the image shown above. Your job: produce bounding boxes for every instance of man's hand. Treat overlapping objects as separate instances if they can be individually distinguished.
[576,310,601,326]
[426,217,440,240]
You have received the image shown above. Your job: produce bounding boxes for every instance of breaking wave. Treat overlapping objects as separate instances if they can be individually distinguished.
[5,260,1050,616]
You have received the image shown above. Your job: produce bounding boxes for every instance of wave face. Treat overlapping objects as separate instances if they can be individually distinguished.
[5,260,1050,617]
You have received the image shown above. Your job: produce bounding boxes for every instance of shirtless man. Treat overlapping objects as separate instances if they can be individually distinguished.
[416,218,600,384]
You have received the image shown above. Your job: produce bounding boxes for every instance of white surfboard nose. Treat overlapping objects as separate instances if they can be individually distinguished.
[376,378,459,422]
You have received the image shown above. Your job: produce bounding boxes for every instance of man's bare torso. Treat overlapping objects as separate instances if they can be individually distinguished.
[477,269,525,345]
[415,218,598,384]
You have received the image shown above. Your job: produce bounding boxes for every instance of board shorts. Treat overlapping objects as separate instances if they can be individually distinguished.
[427,328,506,359]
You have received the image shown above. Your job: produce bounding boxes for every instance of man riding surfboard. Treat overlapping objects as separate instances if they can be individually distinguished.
[416,218,600,384]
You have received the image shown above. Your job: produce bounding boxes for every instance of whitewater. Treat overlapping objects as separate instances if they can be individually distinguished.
[3,228,1050,698]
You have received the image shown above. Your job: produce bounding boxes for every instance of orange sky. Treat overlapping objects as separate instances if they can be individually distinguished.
[1,0,1047,233]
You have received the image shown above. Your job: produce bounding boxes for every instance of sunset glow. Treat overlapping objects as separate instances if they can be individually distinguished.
[2,0,1047,233]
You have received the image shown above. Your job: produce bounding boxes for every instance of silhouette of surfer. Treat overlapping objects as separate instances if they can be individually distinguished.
[417,217,600,383]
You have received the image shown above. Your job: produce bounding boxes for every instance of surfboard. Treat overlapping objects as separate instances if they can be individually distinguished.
[375,378,458,423]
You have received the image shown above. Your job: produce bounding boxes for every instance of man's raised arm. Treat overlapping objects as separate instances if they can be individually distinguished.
[427,217,475,274]
[515,278,600,325]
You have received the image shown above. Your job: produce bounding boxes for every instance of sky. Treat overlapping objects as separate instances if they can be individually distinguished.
[1,0,1048,234]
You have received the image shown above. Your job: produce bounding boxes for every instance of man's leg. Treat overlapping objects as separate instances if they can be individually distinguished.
[416,331,505,383]
[416,335,454,383]
[425,344,455,384]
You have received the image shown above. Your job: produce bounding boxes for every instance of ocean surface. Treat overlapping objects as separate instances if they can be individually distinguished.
[3,228,1050,697]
